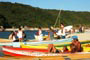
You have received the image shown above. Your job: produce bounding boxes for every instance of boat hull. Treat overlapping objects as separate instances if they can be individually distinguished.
[2,46,90,57]
[2,46,49,56]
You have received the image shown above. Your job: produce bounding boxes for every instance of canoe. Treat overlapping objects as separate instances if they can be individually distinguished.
[0,38,73,46]
[22,40,90,47]
[21,44,47,49]
[2,46,48,53]
[0,38,90,46]
[2,46,90,57]
[20,41,90,48]
[21,43,90,52]
[2,46,48,56]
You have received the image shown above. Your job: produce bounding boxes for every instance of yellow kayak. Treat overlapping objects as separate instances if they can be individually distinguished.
[21,44,47,49]
[21,40,90,47]
[21,43,90,52]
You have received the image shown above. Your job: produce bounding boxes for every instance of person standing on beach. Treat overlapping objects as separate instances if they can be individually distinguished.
[60,23,66,39]
[79,25,84,33]
[56,23,66,39]
[9,31,17,42]
[48,26,55,40]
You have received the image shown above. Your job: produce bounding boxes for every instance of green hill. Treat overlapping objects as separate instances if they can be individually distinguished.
[0,2,90,28]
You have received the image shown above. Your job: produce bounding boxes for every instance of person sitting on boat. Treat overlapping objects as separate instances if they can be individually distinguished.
[48,44,61,53]
[35,27,43,41]
[9,31,18,42]
[16,27,24,42]
[56,23,66,39]
[48,44,70,53]
[70,36,83,53]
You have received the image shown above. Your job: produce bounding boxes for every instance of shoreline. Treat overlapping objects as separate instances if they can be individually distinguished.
[0,28,90,43]
[1,27,90,32]
[2,28,59,31]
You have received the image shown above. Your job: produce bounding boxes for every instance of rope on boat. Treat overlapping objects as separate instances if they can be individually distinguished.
[54,9,62,28]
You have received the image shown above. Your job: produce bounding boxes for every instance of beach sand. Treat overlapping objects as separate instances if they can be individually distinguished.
[0,38,12,42]
[0,54,90,60]
[66,32,90,41]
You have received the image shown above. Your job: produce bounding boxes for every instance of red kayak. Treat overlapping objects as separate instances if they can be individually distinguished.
[2,46,48,56]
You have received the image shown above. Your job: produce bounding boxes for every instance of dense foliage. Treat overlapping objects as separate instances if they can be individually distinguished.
[0,2,90,28]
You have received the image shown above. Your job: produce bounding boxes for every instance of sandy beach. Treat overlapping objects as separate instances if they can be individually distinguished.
[0,38,12,43]
[0,53,90,60]
[66,32,90,41]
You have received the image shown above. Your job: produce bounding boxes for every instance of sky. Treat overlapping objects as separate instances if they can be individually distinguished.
[1,0,90,12]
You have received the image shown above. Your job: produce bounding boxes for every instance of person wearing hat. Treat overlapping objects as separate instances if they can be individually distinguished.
[70,36,83,53]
